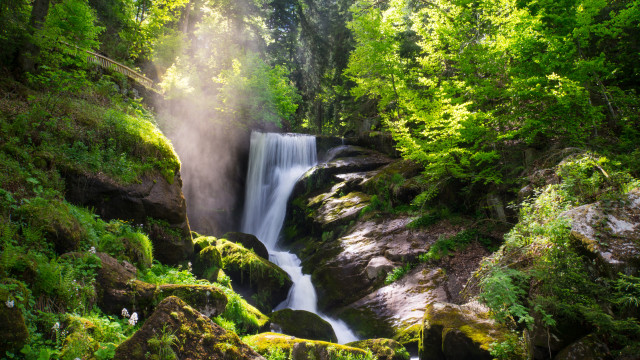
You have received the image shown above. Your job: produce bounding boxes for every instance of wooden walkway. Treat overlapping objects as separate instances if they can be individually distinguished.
[83,49,157,91]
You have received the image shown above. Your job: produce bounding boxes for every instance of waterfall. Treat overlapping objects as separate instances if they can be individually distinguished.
[241,132,358,344]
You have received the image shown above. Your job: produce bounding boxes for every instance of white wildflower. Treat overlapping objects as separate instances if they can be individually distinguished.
[52,322,60,331]
[187,262,192,271]
[5,299,14,308]
[89,246,96,254]
[121,308,130,318]
[128,312,138,326]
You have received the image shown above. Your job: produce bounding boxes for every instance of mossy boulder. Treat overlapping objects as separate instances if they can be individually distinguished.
[270,309,337,343]
[193,235,216,253]
[554,334,610,360]
[346,338,410,360]
[64,170,193,265]
[19,198,86,254]
[419,302,512,360]
[216,239,292,312]
[114,296,264,360]
[0,281,29,355]
[223,232,270,260]
[193,245,222,282]
[245,332,368,360]
[92,252,227,318]
[562,189,640,277]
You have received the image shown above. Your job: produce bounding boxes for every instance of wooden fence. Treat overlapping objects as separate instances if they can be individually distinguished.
[84,49,157,91]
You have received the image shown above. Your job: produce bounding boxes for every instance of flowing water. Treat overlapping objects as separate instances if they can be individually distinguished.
[241,132,358,344]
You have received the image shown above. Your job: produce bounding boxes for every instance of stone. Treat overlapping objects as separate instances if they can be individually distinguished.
[346,338,410,360]
[562,189,640,276]
[91,252,227,318]
[114,296,264,360]
[338,265,449,351]
[246,332,367,360]
[365,257,395,280]
[553,334,610,360]
[223,232,269,260]
[216,239,292,312]
[419,301,510,360]
[193,245,222,282]
[64,170,193,265]
[270,309,338,343]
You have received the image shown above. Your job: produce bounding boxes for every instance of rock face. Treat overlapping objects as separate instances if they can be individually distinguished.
[281,146,497,351]
[216,239,292,312]
[64,170,193,264]
[114,296,264,360]
[92,252,227,318]
[269,309,338,343]
[419,302,509,360]
[246,332,367,360]
[346,338,410,360]
[562,189,640,276]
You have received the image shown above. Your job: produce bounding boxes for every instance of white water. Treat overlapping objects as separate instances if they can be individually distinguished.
[241,132,358,344]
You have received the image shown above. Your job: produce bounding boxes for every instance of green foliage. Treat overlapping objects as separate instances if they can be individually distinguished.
[384,263,413,285]
[217,53,302,126]
[220,289,263,335]
[476,153,640,352]
[140,262,208,286]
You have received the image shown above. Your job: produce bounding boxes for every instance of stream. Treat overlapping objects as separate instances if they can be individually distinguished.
[240,132,359,344]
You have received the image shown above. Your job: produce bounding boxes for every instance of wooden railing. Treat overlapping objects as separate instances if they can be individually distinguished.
[83,49,157,91]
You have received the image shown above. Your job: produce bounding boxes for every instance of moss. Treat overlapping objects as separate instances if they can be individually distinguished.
[0,283,29,355]
[245,332,369,357]
[347,338,410,360]
[193,245,222,282]
[193,235,216,253]
[393,323,422,349]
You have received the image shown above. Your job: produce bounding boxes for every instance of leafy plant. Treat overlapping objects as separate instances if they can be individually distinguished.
[147,325,178,360]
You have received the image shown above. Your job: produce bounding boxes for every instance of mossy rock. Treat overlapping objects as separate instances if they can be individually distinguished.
[245,332,368,360]
[216,239,292,312]
[554,334,610,360]
[193,235,217,254]
[346,338,410,360]
[270,309,337,343]
[193,245,222,282]
[0,281,29,355]
[114,296,263,360]
[420,302,512,360]
[19,198,86,254]
[223,232,269,260]
[91,252,227,318]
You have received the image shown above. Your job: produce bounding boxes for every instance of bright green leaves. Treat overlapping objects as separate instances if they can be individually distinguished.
[217,54,301,126]
[38,0,104,52]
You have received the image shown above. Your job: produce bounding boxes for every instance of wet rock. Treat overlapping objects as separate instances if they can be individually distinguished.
[114,296,264,360]
[345,131,399,158]
[223,232,269,260]
[554,334,611,360]
[193,245,222,282]
[562,189,640,276]
[193,235,216,253]
[246,332,367,360]
[0,281,29,355]
[269,309,337,343]
[419,301,509,360]
[346,338,410,360]
[92,252,226,318]
[338,265,449,350]
[64,170,193,264]
[216,239,292,312]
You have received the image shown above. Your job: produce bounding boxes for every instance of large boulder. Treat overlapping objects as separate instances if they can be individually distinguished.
[419,302,511,360]
[553,334,610,360]
[0,281,29,355]
[216,239,292,312]
[193,245,222,282]
[92,252,227,318]
[64,170,193,264]
[562,189,640,276]
[346,338,410,360]
[338,265,450,351]
[114,296,264,360]
[269,309,337,343]
[246,332,367,360]
[223,232,269,260]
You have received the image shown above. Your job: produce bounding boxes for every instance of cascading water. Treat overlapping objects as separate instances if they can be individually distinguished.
[241,132,358,344]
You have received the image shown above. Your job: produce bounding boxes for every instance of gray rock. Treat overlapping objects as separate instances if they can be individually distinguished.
[366,257,395,280]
